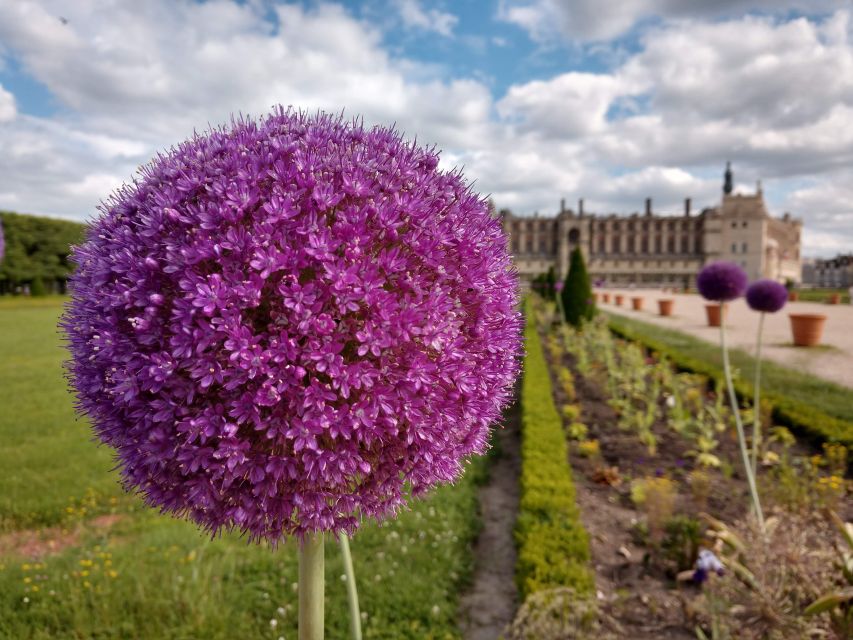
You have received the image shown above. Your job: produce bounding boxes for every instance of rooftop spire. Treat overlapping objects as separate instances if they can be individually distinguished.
[724,161,733,195]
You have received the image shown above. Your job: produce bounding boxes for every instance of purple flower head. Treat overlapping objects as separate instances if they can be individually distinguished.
[0,216,4,264]
[696,261,747,302]
[554,281,564,292]
[60,108,522,543]
[693,549,725,584]
[746,279,787,313]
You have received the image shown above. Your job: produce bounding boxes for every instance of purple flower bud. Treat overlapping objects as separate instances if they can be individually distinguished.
[745,279,788,313]
[696,261,747,302]
[60,108,523,543]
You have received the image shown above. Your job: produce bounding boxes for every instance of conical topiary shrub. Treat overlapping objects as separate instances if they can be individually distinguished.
[561,248,595,326]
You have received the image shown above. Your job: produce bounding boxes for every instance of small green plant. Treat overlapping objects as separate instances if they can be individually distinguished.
[561,403,581,423]
[567,421,588,441]
[638,476,676,543]
[558,369,576,401]
[576,439,600,459]
[687,469,712,511]
[661,515,703,573]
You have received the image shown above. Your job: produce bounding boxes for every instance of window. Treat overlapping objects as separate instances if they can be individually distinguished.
[731,221,737,228]
[667,238,675,253]
[641,237,649,253]
[598,238,605,253]
[742,242,748,253]
[742,221,748,228]
[731,243,737,253]
[628,237,636,253]
[655,237,662,253]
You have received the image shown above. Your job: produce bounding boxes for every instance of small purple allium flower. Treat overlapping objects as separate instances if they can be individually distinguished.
[693,549,725,584]
[554,281,563,292]
[696,261,748,302]
[61,108,522,543]
[746,279,787,313]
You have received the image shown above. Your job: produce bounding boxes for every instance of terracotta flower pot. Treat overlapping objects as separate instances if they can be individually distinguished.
[602,293,610,303]
[789,314,827,347]
[631,297,644,311]
[614,294,624,306]
[658,299,674,316]
[828,293,840,305]
[705,303,727,327]
[787,291,799,302]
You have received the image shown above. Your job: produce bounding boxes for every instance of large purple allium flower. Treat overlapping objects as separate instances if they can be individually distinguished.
[61,108,522,542]
[696,261,748,302]
[746,279,787,313]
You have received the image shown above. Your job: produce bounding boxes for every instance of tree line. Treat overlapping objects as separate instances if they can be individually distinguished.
[0,211,87,295]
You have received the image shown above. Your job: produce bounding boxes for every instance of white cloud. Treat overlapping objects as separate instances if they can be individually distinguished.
[497,0,849,43]
[0,2,851,256]
[394,0,458,37]
[0,83,16,122]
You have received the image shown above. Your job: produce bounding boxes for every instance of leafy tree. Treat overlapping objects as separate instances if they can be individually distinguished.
[561,247,595,326]
[544,266,556,301]
[0,211,86,294]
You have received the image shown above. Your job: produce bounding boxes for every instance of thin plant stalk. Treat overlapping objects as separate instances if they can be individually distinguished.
[339,533,362,640]
[751,311,765,475]
[719,310,765,529]
[299,532,324,640]
[555,289,566,326]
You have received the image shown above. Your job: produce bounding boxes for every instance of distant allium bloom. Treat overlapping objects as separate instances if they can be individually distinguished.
[554,281,563,291]
[0,216,4,264]
[746,279,787,313]
[696,261,747,302]
[693,549,725,584]
[61,108,522,542]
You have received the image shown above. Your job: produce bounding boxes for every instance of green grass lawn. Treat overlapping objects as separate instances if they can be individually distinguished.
[606,311,853,424]
[0,297,488,640]
[794,288,850,304]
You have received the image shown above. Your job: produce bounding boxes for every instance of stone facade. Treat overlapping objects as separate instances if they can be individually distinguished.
[501,166,802,286]
[803,254,853,288]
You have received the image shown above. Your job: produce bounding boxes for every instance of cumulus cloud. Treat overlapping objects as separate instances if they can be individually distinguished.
[394,0,458,36]
[0,83,16,122]
[0,1,851,255]
[497,0,849,43]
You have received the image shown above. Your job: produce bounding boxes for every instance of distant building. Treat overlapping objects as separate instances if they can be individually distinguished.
[803,254,853,288]
[500,163,802,286]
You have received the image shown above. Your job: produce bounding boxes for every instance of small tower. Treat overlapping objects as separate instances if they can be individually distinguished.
[723,161,733,195]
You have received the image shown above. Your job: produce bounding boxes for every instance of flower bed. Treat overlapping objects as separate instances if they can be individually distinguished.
[607,314,853,452]
[515,300,593,600]
[531,296,852,639]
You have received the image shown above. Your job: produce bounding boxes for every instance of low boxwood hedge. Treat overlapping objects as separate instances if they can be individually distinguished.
[515,300,594,599]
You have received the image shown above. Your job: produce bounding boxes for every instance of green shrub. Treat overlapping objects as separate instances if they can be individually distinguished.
[516,300,594,599]
[561,248,595,327]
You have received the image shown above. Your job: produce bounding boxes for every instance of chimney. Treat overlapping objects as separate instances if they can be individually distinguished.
[684,198,691,217]
[645,197,652,216]
[560,198,566,214]
[578,198,584,217]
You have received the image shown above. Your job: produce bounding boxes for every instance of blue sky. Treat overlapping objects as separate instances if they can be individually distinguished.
[1,0,852,256]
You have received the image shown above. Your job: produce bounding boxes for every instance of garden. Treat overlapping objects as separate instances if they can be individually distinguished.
[0,110,851,640]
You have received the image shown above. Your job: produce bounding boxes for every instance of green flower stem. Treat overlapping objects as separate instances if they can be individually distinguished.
[555,291,566,326]
[339,533,362,640]
[299,532,324,640]
[719,311,765,529]
[751,311,765,475]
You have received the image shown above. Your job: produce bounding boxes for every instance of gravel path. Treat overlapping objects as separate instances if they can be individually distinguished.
[458,398,521,640]
[601,289,853,389]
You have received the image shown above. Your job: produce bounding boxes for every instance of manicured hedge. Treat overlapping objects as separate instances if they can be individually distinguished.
[515,300,594,599]
[608,317,853,451]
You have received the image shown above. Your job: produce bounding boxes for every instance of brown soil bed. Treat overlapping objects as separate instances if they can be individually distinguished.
[540,322,845,638]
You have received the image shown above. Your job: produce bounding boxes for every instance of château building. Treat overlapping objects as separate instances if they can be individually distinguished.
[500,164,802,286]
